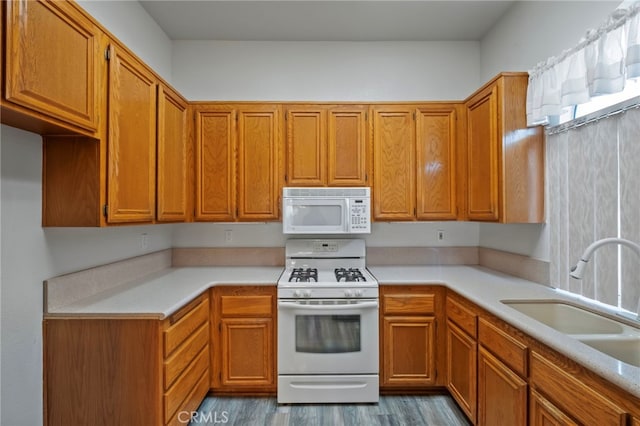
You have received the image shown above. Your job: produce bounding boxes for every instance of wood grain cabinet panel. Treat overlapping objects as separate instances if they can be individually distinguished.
[380,286,443,390]
[157,85,189,222]
[371,106,416,220]
[285,105,368,187]
[44,292,210,426]
[211,286,277,392]
[195,104,282,222]
[286,107,326,186]
[382,316,436,387]
[446,319,477,424]
[328,106,368,186]
[4,0,100,132]
[194,106,236,221]
[477,346,527,426]
[530,389,579,426]
[529,351,628,426]
[416,105,459,220]
[106,44,157,223]
[464,73,544,223]
[237,105,281,221]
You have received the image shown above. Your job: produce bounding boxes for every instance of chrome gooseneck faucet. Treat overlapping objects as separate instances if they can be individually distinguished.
[570,237,640,320]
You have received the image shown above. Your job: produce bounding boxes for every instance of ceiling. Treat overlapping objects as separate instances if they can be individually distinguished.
[139,1,517,42]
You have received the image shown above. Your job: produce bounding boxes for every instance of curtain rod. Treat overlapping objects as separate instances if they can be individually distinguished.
[546,95,640,135]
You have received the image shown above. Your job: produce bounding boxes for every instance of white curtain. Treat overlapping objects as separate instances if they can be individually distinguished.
[528,1,640,126]
[548,108,640,312]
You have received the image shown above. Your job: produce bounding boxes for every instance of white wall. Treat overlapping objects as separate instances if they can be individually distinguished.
[480,1,619,81]
[173,222,480,248]
[77,0,173,82]
[0,2,174,424]
[172,40,481,101]
[477,1,619,261]
[171,40,483,248]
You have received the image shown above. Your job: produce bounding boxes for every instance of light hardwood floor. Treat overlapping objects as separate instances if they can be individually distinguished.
[190,395,471,425]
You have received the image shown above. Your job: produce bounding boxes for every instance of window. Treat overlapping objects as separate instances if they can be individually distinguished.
[547,103,640,315]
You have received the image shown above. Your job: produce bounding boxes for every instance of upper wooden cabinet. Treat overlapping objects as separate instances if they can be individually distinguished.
[42,40,185,227]
[416,104,461,220]
[3,0,100,134]
[372,104,461,222]
[285,105,368,187]
[195,103,282,222]
[371,106,416,220]
[157,85,190,222]
[464,73,544,223]
[106,44,157,223]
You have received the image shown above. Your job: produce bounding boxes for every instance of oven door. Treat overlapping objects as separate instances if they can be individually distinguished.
[282,198,348,234]
[277,299,379,374]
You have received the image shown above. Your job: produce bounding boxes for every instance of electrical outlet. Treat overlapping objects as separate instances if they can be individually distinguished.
[224,229,233,243]
[140,233,149,249]
[437,230,445,241]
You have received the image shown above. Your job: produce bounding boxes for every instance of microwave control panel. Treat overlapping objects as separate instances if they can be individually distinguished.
[349,198,370,233]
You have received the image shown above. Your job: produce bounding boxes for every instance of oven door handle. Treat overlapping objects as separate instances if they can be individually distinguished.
[278,301,379,310]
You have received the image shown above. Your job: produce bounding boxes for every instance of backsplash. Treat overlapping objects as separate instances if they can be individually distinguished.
[44,245,550,313]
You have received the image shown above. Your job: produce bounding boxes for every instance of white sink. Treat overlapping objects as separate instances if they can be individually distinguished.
[502,299,640,368]
[576,336,640,368]
[501,300,625,334]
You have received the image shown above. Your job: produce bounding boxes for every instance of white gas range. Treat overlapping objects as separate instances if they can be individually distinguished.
[277,239,379,404]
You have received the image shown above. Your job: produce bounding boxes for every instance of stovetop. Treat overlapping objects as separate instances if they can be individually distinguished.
[278,239,378,299]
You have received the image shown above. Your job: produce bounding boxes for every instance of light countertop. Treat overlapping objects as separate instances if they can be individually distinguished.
[369,265,640,399]
[45,266,284,319]
[45,263,640,399]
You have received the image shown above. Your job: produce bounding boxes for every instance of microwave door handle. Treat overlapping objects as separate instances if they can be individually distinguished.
[278,301,379,310]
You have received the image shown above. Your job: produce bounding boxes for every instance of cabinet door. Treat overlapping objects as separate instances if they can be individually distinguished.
[5,0,100,131]
[530,389,579,426]
[157,85,189,222]
[286,107,326,186]
[328,106,368,186]
[372,107,415,220]
[466,85,499,221]
[237,106,282,221]
[446,320,477,424]
[194,108,236,221]
[478,346,527,426]
[382,316,436,387]
[416,105,458,220]
[220,318,274,387]
[107,45,156,223]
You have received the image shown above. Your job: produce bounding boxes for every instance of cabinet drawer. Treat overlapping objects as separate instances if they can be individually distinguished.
[220,294,273,316]
[166,369,210,426]
[383,293,435,315]
[164,347,209,424]
[446,296,477,337]
[164,294,209,357]
[478,317,527,377]
[164,322,209,390]
[530,351,627,426]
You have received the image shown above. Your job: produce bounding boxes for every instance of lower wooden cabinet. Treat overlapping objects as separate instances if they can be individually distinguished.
[477,346,527,426]
[446,319,477,423]
[379,285,444,390]
[211,286,277,393]
[529,351,628,426]
[43,292,210,426]
[530,389,579,426]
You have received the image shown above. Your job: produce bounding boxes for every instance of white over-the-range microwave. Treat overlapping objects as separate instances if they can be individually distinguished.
[282,187,371,234]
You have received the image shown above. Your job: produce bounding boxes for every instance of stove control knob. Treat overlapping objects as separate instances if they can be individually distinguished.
[304,290,312,297]
[345,289,353,297]
[354,289,363,297]
[294,290,302,298]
